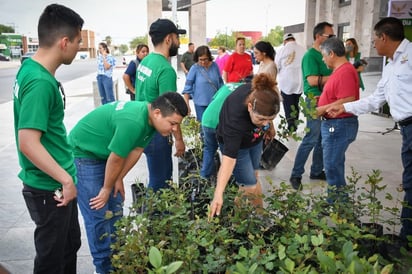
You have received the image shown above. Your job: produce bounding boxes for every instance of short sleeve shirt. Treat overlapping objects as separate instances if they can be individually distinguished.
[301,47,332,96]
[69,101,156,159]
[224,52,253,83]
[202,83,243,129]
[13,58,75,191]
[135,52,177,102]
[216,84,267,158]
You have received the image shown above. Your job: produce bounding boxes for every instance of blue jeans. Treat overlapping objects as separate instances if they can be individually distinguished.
[97,74,115,105]
[219,141,262,186]
[201,126,218,178]
[291,98,323,178]
[75,158,123,274]
[321,116,358,202]
[22,184,81,274]
[400,123,412,241]
[194,104,207,122]
[144,132,173,192]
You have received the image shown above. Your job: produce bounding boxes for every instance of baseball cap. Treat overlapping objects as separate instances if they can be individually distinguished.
[149,18,186,40]
[283,33,295,41]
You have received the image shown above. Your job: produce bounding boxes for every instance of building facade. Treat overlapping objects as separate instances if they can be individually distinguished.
[301,0,391,72]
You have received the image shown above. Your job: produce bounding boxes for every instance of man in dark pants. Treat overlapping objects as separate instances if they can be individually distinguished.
[328,17,412,247]
[289,22,334,190]
[275,33,306,132]
[13,4,84,273]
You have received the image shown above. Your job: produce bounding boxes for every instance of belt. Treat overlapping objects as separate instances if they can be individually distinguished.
[320,115,356,121]
[398,116,412,127]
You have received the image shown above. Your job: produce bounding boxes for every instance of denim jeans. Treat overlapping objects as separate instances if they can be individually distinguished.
[194,104,208,122]
[97,74,115,105]
[219,141,262,186]
[321,116,358,202]
[281,91,301,132]
[75,158,123,274]
[399,124,412,241]
[22,184,81,274]
[144,132,173,192]
[291,98,323,178]
[201,126,218,178]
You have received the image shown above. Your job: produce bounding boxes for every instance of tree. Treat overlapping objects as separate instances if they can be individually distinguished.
[262,26,284,47]
[129,36,149,51]
[207,31,253,51]
[0,24,15,34]
[119,44,129,55]
[104,36,112,47]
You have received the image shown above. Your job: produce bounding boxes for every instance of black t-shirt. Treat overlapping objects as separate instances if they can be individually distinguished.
[217,84,266,158]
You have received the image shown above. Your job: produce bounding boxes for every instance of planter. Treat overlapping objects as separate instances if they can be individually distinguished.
[358,222,384,257]
[378,233,405,262]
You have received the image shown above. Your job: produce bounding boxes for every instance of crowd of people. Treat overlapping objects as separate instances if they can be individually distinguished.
[11,3,412,273]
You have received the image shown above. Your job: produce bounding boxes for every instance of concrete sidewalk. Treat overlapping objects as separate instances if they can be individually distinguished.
[0,65,404,273]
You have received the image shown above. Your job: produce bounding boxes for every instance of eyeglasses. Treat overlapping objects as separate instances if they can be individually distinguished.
[58,82,66,109]
[322,34,336,38]
[198,57,209,62]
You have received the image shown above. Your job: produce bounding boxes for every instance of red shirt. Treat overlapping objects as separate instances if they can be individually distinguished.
[318,62,360,119]
[224,52,253,83]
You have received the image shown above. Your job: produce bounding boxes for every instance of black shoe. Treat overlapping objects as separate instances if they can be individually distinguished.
[310,171,326,180]
[289,177,302,190]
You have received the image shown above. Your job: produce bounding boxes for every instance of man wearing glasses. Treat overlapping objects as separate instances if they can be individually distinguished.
[327,17,412,248]
[289,22,334,190]
[135,19,187,192]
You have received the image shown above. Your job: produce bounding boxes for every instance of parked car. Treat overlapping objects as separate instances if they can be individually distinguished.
[0,53,10,61]
[122,55,136,65]
[20,52,36,64]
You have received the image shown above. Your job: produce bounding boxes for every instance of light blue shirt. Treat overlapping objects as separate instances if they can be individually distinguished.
[182,62,224,106]
[97,54,116,78]
[344,39,412,122]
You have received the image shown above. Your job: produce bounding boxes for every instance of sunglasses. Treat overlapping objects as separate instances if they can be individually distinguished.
[58,82,66,109]
[322,34,336,38]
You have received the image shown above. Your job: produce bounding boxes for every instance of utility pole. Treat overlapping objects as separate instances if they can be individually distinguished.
[170,0,178,71]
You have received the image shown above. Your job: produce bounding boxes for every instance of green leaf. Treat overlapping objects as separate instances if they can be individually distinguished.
[284,258,295,273]
[278,244,286,260]
[165,261,183,274]
[149,246,162,269]
[248,263,258,273]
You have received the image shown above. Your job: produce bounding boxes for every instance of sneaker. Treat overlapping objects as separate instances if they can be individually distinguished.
[289,177,302,190]
[310,171,326,180]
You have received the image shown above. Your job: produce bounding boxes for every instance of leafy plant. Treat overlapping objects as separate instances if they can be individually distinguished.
[147,246,183,274]
[110,169,409,273]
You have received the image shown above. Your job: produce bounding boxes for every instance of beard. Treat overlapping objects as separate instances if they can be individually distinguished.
[169,42,179,57]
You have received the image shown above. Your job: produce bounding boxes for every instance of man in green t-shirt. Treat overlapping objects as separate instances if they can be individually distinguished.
[135,18,187,192]
[68,92,188,274]
[289,22,334,190]
[13,4,84,273]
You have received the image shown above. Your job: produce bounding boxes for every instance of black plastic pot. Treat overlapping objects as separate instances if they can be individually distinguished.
[358,222,384,257]
[378,233,406,262]
[260,139,288,170]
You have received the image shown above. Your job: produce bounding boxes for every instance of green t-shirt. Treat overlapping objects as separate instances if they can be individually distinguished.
[301,47,332,97]
[13,58,76,191]
[202,83,243,129]
[135,52,177,102]
[69,101,156,159]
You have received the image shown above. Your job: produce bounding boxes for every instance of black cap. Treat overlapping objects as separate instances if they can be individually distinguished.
[149,18,186,40]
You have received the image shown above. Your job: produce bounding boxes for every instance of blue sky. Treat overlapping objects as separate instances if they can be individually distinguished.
[0,0,305,45]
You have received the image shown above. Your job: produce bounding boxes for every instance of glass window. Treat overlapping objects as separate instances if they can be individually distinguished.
[339,0,351,7]
[337,23,350,41]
